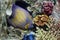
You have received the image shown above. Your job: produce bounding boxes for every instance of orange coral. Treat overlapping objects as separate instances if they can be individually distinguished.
[33,14,49,26]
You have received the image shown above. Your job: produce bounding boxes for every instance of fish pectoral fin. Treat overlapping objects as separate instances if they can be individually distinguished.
[25,24,30,29]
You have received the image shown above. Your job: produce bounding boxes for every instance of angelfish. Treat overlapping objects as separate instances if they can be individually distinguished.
[7,4,34,30]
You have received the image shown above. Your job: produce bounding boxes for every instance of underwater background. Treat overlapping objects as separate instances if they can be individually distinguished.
[0,0,60,40]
